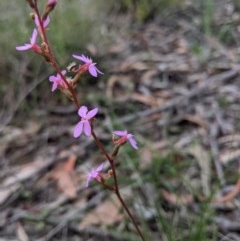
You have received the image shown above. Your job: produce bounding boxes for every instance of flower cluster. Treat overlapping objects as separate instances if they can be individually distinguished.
[16,13,103,92]
[16,14,50,54]
[72,105,138,187]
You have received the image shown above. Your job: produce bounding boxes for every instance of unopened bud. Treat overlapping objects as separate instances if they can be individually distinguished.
[30,12,35,21]
[41,42,48,53]
[108,169,113,177]
[47,0,57,8]
[111,144,120,157]
[67,62,78,73]
[25,0,35,9]
[43,0,57,20]
[40,42,51,62]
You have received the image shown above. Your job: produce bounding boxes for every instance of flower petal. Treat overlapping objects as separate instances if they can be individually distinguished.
[34,15,40,27]
[72,54,89,63]
[30,29,38,45]
[96,66,103,75]
[113,130,127,136]
[72,54,82,61]
[51,82,58,92]
[128,137,138,150]
[78,106,88,117]
[91,170,98,178]
[61,70,67,76]
[35,15,50,28]
[16,44,32,51]
[83,121,91,136]
[86,107,98,119]
[73,121,83,138]
[49,76,56,82]
[89,65,97,77]
[96,163,104,172]
[43,16,50,28]
[85,174,92,187]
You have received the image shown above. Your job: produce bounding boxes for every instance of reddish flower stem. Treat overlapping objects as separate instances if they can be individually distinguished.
[33,0,80,108]
[91,130,146,241]
[31,2,145,240]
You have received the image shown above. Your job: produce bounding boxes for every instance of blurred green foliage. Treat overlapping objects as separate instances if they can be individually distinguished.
[0,0,104,122]
[3,0,101,62]
[202,0,215,35]
[116,0,181,21]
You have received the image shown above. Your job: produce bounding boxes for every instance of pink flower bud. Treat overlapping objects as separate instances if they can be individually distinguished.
[47,0,57,8]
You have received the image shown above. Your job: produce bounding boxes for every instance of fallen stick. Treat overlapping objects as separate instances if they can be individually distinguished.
[120,70,238,123]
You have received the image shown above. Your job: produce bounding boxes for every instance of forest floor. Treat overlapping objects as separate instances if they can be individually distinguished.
[1,1,240,241]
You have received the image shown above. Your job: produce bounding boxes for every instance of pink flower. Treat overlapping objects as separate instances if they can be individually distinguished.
[86,163,103,187]
[35,15,50,28]
[16,29,41,53]
[72,54,103,77]
[113,130,138,150]
[73,106,98,137]
[49,70,67,92]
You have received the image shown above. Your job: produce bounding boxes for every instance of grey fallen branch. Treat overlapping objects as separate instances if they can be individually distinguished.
[120,70,238,123]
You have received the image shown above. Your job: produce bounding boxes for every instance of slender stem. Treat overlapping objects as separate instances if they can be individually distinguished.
[91,130,113,163]
[33,0,79,108]
[115,190,145,241]
[110,159,146,241]
[31,2,144,240]
[91,130,145,241]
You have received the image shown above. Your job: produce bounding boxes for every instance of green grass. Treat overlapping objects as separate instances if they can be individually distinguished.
[0,0,107,125]
[152,155,216,240]
[109,143,218,241]
[113,0,182,21]
[202,0,215,35]
[0,0,103,59]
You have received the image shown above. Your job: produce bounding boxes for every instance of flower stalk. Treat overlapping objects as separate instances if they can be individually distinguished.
[91,130,145,241]
[33,0,80,107]
[16,1,146,240]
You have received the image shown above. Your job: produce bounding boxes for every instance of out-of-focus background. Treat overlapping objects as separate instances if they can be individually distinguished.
[1,0,240,240]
